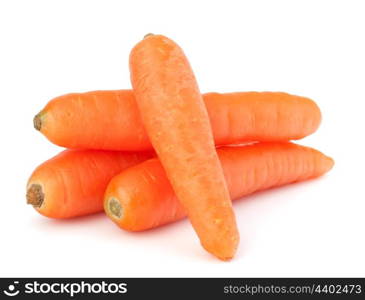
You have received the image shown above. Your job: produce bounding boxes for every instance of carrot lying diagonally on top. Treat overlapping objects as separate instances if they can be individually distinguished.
[104,142,334,232]
[26,149,152,218]
[130,34,239,260]
[33,90,321,151]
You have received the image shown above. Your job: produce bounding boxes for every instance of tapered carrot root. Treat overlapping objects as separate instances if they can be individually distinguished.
[34,90,321,151]
[104,142,334,231]
[205,92,321,145]
[130,34,239,260]
[26,149,152,218]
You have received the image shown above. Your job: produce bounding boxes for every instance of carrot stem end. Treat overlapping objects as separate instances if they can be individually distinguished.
[108,198,122,219]
[26,184,44,207]
[143,33,154,39]
[33,113,42,131]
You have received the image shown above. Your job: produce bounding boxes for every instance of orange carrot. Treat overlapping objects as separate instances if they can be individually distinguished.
[34,90,321,151]
[130,34,239,260]
[26,149,152,218]
[104,142,334,231]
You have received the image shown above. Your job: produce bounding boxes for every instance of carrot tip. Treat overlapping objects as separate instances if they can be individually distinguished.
[107,198,123,219]
[143,33,154,39]
[26,184,44,208]
[33,113,42,131]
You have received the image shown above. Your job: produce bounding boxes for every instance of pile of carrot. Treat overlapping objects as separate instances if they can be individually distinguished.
[27,34,334,260]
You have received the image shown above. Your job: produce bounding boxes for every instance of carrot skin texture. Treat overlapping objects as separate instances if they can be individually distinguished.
[104,142,334,231]
[36,90,321,151]
[205,92,321,145]
[38,90,151,151]
[26,149,152,218]
[130,35,239,260]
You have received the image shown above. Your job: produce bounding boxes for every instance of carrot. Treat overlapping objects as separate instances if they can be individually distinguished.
[26,149,152,218]
[129,34,239,260]
[104,142,334,231]
[34,90,321,151]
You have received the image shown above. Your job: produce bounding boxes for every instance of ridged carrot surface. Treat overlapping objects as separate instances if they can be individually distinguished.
[104,142,334,231]
[130,34,239,260]
[26,149,152,218]
[34,90,321,151]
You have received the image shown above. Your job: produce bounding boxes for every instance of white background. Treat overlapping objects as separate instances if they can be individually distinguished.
[0,0,364,277]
